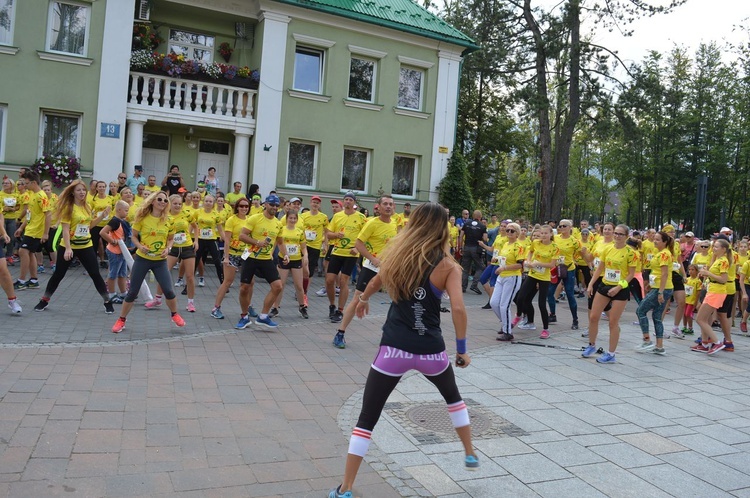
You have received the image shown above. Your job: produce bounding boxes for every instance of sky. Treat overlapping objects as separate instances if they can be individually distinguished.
[588,0,750,68]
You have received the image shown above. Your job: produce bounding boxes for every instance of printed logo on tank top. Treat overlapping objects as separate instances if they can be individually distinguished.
[413,287,427,335]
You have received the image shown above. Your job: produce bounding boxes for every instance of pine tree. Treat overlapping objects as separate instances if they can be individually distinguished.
[438,152,475,217]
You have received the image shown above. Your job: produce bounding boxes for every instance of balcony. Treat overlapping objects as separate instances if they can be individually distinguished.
[126,71,257,135]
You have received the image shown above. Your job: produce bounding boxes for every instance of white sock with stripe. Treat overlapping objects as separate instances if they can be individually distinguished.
[448,400,470,428]
[347,427,372,457]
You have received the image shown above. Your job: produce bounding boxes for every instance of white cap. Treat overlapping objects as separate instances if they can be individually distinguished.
[720,227,732,233]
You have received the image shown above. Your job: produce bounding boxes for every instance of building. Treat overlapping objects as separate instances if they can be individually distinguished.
[0,0,476,206]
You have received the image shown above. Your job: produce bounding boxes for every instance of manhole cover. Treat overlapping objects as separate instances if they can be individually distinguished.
[407,405,492,434]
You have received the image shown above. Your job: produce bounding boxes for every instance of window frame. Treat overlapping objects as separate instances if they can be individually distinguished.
[286,140,318,190]
[0,0,15,46]
[0,105,7,162]
[391,154,418,198]
[39,110,82,158]
[292,46,325,94]
[347,56,377,103]
[397,66,425,111]
[340,147,370,194]
[168,28,215,63]
[46,0,91,57]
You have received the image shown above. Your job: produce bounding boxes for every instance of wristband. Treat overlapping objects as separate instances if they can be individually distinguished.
[618,279,628,289]
[456,338,467,354]
[358,295,369,303]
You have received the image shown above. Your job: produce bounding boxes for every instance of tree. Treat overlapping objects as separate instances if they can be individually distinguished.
[438,152,475,217]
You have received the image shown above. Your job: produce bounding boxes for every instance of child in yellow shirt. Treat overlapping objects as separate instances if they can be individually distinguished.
[683,264,701,336]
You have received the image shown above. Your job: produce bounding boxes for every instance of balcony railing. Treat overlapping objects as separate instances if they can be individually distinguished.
[127,71,256,123]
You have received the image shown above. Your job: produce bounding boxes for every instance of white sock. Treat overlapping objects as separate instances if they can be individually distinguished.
[348,427,372,457]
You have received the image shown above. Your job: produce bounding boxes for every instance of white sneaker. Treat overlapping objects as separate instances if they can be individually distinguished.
[517,323,537,330]
[198,277,205,287]
[635,341,655,353]
[520,317,528,326]
[175,278,184,287]
[581,328,589,338]
[8,300,21,314]
[671,328,685,339]
[335,287,340,296]
[315,287,327,297]
[601,312,609,321]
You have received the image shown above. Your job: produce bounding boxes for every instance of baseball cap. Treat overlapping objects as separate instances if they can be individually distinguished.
[252,194,261,200]
[265,194,281,205]
[134,165,143,171]
[662,224,675,232]
[330,199,343,207]
[290,197,302,203]
[685,231,694,237]
[177,187,187,193]
[721,227,732,233]
[311,195,321,202]
[343,191,357,201]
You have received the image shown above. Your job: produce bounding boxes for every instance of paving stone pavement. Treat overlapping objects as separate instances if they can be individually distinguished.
[2,265,750,497]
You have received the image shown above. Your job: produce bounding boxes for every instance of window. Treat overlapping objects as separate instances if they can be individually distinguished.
[142,133,170,150]
[169,29,214,63]
[47,1,89,56]
[293,47,324,93]
[398,67,424,111]
[40,112,80,157]
[0,105,6,161]
[0,0,14,45]
[348,57,376,102]
[392,155,417,197]
[341,148,369,192]
[287,141,317,188]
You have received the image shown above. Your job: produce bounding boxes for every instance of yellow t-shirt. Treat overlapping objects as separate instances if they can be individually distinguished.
[497,240,525,277]
[685,276,702,305]
[224,215,249,256]
[60,203,94,250]
[144,185,161,194]
[280,225,306,261]
[706,256,729,294]
[641,239,657,266]
[24,190,52,238]
[648,248,674,290]
[300,211,329,251]
[134,214,174,260]
[245,213,282,261]
[741,260,750,283]
[195,209,222,240]
[736,253,748,281]
[225,192,246,206]
[89,195,114,228]
[169,209,197,248]
[600,245,638,286]
[555,235,582,270]
[356,217,398,262]
[486,221,500,230]
[590,239,613,270]
[726,253,739,295]
[0,191,21,220]
[691,252,711,271]
[527,240,560,282]
[250,205,264,216]
[47,193,59,226]
[449,225,459,249]
[133,195,146,207]
[328,210,367,258]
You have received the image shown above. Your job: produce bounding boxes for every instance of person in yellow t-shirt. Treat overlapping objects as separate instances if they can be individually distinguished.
[236,194,287,329]
[39,180,59,271]
[586,224,637,362]
[693,238,732,353]
[89,181,115,266]
[491,222,526,341]
[249,194,264,216]
[555,219,584,329]
[740,258,750,334]
[13,171,52,288]
[684,264,701,335]
[225,181,246,207]
[273,210,308,318]
[194,195,224,288]
[486,214,500,231]
[144,175,161,194]
[1,178,21,260]
[112,190,184,333]
[448,216,459,258]
[634,230,675,355]
[211,198,252,320]
[300,195,329,293]
[332,195,398,348]
[514,225,559,337]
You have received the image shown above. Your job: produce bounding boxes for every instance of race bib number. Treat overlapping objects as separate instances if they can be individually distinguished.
[241,248,250,260]
[492,249,501,261]
[593,257,601,268]
[672,262,681,271]
[649,274,656,286]
[605,268,621,282]
[646,254,653,261]
[685,285,694,297]
[557,256,565,265]
[26,210,31,221]
[200,228,214,239]
[74,224,90,238]
[304,230,317,241]
[363,258,380,273]
[532,264,545,274]
[174,232,187,244]
[286,244,299,256]
[496,256,507,268]
[3,197,16,207]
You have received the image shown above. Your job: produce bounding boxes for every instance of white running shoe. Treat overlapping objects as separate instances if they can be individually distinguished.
[517,323,537,330]
[8,300,22,314]
[315,287,327,297]
[198,277,205,287]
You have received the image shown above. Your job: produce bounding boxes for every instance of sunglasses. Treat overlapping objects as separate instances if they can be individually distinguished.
[155,198,168,203]
[558,224,569,228]
[237,204,250,209]
[613,232,627,236]
[506,229,516,233]
[118,176,126,180]
[700,245,710,248]
[267,203,280,207]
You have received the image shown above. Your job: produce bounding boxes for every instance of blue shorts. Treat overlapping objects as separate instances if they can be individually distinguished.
[106,249,128,279]
[479,264,498,287]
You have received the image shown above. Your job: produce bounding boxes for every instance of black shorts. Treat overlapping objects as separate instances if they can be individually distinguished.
[355,267,379,292]
[324,245,335,262]
[597,284,630,301]
[671,271,685,292]
[21,236,42,253]
[719,293,734,315]
[278,259,302,270]
[307,247,321,270]
[169,245,196,260]
[240,257,279,284]
[327,254,357,276]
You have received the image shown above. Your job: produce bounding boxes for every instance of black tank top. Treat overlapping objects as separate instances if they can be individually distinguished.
[380,255,445,355]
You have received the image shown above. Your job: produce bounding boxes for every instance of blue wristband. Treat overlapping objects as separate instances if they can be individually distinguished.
[456,338,467,354]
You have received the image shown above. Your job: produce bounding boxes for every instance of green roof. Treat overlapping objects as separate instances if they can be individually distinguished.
[273,0,478,52]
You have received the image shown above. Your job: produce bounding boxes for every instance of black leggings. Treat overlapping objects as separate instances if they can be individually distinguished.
[44,246,109,301]
[356,365,462,432]
[576,265,591,290]
[90,226,104,257]
[516,275,550,328]
[196,239,224,283]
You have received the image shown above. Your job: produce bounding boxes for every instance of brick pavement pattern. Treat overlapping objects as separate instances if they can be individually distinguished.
[2,266,750,496]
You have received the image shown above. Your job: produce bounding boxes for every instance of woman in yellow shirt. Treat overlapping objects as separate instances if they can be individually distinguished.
[584,224,637,363]
[112,191,184,333]
[89,181,115,267]
[692,238,732,354]
[211,198,253,320]
[39,181,59,272]
[194,195,224,288]
[491,223,526,341]
[1,178,21,263]
[634,231,674,357]
[274,210,308,318]
[514,225,559,338]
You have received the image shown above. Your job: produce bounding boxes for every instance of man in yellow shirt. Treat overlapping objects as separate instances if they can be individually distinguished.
[13,171,51,289]
[225,181,246,207]
[300,195,328,296]
[332,194,398,348]
[144,175,161,194]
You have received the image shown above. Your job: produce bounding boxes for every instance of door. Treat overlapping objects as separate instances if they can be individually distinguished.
[197,140,230,194]
[141,133,170,184]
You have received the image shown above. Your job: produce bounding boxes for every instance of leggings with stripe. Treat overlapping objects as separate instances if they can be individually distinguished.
[490,274,521,334]
[196,238,224,283]
[516,275,550,329]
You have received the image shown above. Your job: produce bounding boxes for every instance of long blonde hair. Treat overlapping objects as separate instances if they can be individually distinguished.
[379,202,457,302]
[134,190,169,224]
[56,179,91,222]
